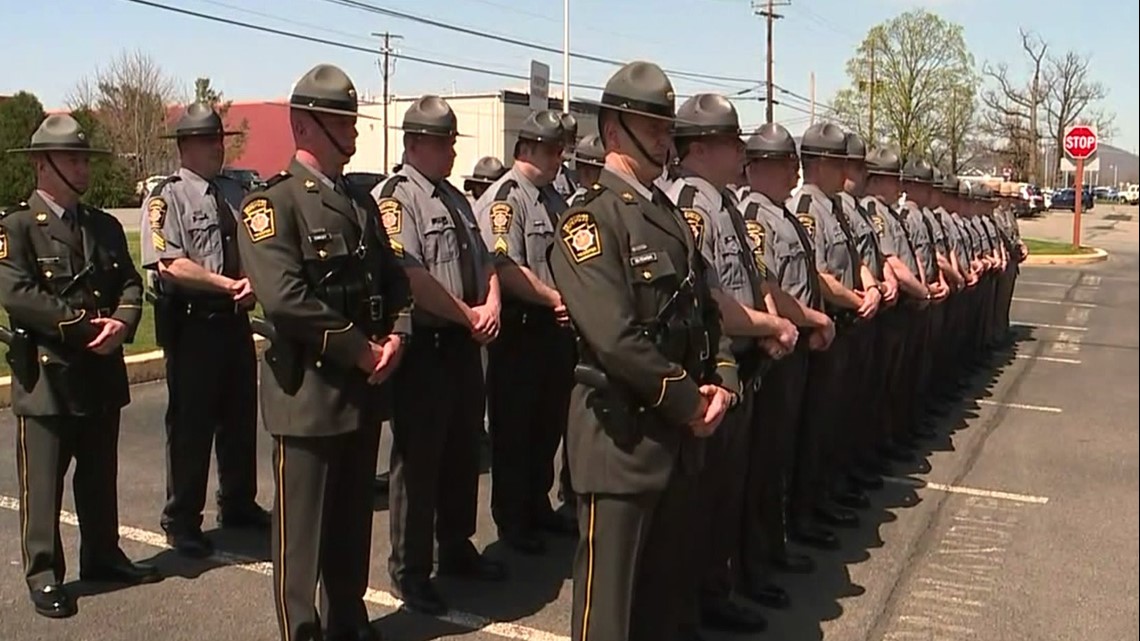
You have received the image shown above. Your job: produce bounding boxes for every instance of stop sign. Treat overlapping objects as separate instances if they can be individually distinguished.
[1064,125,1098,160]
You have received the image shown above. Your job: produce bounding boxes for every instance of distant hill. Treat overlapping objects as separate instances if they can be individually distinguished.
[962,142,1139,188]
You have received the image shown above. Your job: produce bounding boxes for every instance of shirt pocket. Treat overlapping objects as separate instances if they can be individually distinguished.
[423,214,459,265]
[629,249,679,320]
[716,231,748,290]
[36,255,74,288]
[185,211,221,257]
[525,218,554,265]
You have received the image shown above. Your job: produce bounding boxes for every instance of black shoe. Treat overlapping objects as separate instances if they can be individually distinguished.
[373,471,391,495]
[881,441,915,463]
[738,581,791,610]
[834,488,872,510]
[392,577,446,616]
[30,585,76,619]
[499,529,546,555]
[438,545,508,582]
[534,508,578,536]
[217,504,271,530]
[814,505,860,528]
[166,529,215,559]
[699,597,768,633]
[848,467,884,490]
[80,559,162,585]
[912,425,937,440]
[328,623,382,641]
[789,525,840,550]
[771,551,815,574]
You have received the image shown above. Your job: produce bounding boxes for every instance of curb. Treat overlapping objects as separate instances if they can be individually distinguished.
[1023,247,1109,266]
[0,337,267,410]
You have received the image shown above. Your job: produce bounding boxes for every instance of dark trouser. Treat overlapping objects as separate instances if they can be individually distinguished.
[903,306,930,432]
[16,411,124,592]
[271,422,382,641]
[389,327,484,583]
[571,472,696,641]
[918,301,944,411]
[844,320,878,468]
[876,307,910,446]
[999,259,1018,339]
[686,385,755,612]
[740,344,808,584]
[487,318,575,534]
[161,314,258,533]
[792,327,850,523]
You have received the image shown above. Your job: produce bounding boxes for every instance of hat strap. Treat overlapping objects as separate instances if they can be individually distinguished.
[46,154,84,199]
[617,113,665,171]
[307,112,352,164]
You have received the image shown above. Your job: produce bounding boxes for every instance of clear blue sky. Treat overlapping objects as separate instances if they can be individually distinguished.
[5,0,1138,152]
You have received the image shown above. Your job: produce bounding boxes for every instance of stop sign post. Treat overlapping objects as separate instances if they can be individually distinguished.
[1064,124,1098,247]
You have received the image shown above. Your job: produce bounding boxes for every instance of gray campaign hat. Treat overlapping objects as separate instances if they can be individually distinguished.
[586,60,677,121]
[574,134,605,167]
[865,148,902,176]
[799,122,847,158]
[744,123,797,159]
[560,113,579,139]
[940,174,961,194]
[399,95,463,137]
[462,156,507,185]
[518,110,565,143]
[673,93,742,139]
[844,132,867,161]
[930,167,944,187]
[161,101,241,139]
[287,63,378,120]
[7,114,110,155]
[901,158,935,183]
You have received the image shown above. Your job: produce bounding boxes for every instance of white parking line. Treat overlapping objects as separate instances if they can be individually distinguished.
[1014,354,1082,364]
[1012,297,1098,308]
[0,495,570,641]
[883,477,1050,505]
[1016,280,1073,288]
[977,399,1063,413]
[1012,322,1088,332]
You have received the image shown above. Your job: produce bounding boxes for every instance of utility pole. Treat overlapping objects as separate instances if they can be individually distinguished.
[810,71,816,124]
[868,45,876,138]
[753,0,790,124]
[372,30,403,173]
[563,0,570,114]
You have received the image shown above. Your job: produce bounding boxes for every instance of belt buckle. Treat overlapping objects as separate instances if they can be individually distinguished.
[368,295,384,322]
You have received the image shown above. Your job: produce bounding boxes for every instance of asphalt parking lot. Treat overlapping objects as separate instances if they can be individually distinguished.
[0,210,1136,641]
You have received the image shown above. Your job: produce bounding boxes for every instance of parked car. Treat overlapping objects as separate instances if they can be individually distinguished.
[344,171,387,193]
[1049,187,1095,211]
[1020,184,1046,215]
[221,167,267,193]
[1094,186,1118,202]
[1117,185,1139,205]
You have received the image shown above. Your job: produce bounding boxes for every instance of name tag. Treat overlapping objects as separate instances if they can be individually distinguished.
[629,252,658,266]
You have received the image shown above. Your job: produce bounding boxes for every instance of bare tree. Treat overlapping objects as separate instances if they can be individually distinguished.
[979,29,1047,182]
[68,50,182,179]
[1042,50,1115,183]
[193,77,249,162]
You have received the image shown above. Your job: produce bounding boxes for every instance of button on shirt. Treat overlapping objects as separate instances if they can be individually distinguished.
[140,167,244,295]
[372,163,493,325]
[475,165,566,290]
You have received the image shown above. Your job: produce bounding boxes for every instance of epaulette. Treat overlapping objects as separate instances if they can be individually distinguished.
[796,193,812,214]
[493,178,519,201]
[265,171,292,189]
[0,201,30,219]
[148,175,182,199]
[676,184,698,209]
[376,174,408,199]
[743,201,760,221]
[572,182,605,207]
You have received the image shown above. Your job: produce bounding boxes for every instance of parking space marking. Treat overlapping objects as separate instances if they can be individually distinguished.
[1012,297,1097,308]
[1012,322,1088,332]
[1016,280,1074,288]
[977,399,1063,414]
[1014,354,1081,364]
[0,495,571,641]
[883,478,1050,505]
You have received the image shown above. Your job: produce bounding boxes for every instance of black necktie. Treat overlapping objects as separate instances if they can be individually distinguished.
[210,182,241,278]
[61,208,79,235]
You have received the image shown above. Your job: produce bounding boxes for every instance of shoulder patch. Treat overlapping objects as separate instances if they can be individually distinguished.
[0,227,8,260]
[378,197,402,235]
[147,197,167,230]
[682,209,704,244]
[561,211,602,263]
[242,198,276,243]
[744,219,765,254]
[796,214,815,240]
[490,201,513,235]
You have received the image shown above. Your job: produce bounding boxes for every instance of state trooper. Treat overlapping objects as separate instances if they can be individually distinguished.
[788,122,880,535]
[993,183,1025,344]
[551,113,580,201]
[373,95,506,616]
[141,102,268,559]
[934,175,973,380]
[236,64,412,641]
[899,159,949,436]
[549,61,739,641]
[926,173,969,403]
[462,156,508,202]
[837,133,895,486]
[980,188,1007,349]
[568,134,605,206]
[737,122,837,593]
[662,93,801,635]
[0,114,161,620]
[860,148,931,457]
[475,110,577,555]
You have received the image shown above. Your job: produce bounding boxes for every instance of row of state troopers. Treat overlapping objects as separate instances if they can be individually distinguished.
[0,58,1025,641]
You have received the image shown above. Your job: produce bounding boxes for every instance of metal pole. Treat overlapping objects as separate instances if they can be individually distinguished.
[1073,156,1084,247]
[765,0,774,123]
[868,44,875,137]
[810,71,816,124]
[382,32,390,173]
[563,0,570,113]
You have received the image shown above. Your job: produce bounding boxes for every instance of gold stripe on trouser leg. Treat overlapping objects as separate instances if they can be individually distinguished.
[579,495,597,641]
[18,417,29,571]
[276,439,290,641]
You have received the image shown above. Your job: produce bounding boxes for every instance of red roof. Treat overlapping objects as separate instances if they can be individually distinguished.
[223,101,294,179]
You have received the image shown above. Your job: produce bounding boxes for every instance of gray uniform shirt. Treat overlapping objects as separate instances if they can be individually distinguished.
[839,191,884,280]
[372,162,492,326]
[951,212,975,264]
[969,216,991,255]
[903,201,937,284]
[551,163,577,203]
[741,190,818,309]
[922,206,948,257]
[980,214,1001,252]
[789,183,861,290]
[863,195,920,277]
[140,167,243,296]
[474,166,566,290]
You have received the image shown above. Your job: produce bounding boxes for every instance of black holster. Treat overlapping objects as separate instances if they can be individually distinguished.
[6,328,38,389]
[264,340,303,395]
[151,295,182,349]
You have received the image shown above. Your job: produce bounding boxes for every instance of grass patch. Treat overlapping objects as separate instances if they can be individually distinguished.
[1024,237,1097,256]
[0,232,160,376]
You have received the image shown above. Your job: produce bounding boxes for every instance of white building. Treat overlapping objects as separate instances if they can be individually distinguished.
[346,90,598,189]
